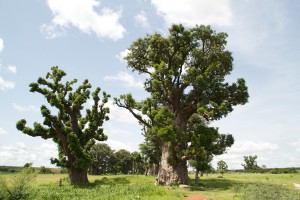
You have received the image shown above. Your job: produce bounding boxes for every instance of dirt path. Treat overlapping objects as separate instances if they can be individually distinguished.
[183,194,207,200]
[294,183,300,190]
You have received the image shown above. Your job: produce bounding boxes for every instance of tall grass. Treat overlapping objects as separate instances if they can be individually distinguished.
[0,167,36,200]
[237,183,300,200]
[30,176,186,200]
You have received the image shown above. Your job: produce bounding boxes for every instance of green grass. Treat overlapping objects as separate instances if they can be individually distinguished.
[21,174,186,200]
[188,172,300,199]
[1,172,300,199]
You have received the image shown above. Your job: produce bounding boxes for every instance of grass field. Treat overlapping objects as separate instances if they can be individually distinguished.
[1,172,300,199]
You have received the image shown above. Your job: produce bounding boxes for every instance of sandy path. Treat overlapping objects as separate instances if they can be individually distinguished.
[183,194,207,200]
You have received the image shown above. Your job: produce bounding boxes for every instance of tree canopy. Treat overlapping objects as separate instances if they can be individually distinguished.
[116,24,249,185]
[16,66,110,184]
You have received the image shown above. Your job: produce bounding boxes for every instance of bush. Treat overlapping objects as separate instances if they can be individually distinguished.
[0,167,36,200]
[240,183,300,200]
[39,166,53,174]
[270,168,298,174]
[0,177,8,199]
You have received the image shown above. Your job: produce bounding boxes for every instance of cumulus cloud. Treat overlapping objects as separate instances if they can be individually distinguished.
[0,37,3,53]
[104,139,135,152]
[212,140,279,169]
[229,141,278,154]
[0,127,8,135]
[12,102,39,112]
[151,0,232,26]
[0,76,15,90]
[7,65,17,74]
[40,23,66,39]
[106,100,141,125]
[104,71,144,89]
[134,10,150,29]
[41,0,126,40]
[116,49,130,63]
[0,142,57,167]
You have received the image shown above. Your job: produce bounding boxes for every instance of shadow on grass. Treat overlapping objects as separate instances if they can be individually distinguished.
[71,176,131,189]
[188,178,241,191]
[93,176,131,186]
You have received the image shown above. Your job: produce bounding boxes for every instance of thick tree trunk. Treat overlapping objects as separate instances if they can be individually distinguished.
[69,167,89,185]
[156,143,189,185]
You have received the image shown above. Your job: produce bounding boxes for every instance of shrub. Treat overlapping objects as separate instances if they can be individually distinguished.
[270,168,298,174]
[0,167,36,200]
[39,166,52,174]
[240,183,300,200]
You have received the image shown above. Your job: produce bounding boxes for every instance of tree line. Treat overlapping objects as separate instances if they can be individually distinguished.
[16,24,249,185]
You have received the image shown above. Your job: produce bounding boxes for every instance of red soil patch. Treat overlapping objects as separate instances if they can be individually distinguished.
[183,194,207,200]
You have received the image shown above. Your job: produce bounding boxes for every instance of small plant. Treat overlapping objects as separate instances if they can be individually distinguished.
[0,166,36,200]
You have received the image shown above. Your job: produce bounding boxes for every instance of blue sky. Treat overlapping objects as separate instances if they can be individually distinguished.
[0,0,299,169]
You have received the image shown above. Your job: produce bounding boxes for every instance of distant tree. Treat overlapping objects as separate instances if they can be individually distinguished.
[115,149,132,174]
[116,24,248,185]
[23,163,33,168]
[131,151,144,174]
[23,162,34,173]
[217,160,228,176]
[89,143,117,175]
[139,138,161,176]
[242,155,261,173]
[189,158,212,184]
[39,166,52,174]
[186,114,234,183]
[16,66,110,184]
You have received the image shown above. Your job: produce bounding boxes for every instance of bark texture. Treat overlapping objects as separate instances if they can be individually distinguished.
[156,143,189,185]
[69,168,89,185]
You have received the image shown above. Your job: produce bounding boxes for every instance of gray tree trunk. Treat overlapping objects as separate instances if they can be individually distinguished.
[69,167,89,185]
[156,142,189,185]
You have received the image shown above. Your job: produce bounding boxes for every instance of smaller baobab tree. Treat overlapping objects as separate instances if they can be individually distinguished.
[16,66,110,185]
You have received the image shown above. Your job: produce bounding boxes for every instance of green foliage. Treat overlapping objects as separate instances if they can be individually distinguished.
[239,183,300,200]
[116,24,248,183]
[88,143,117,175]
[0,167,36,200]
[217,160,228,175]
[16,66,110,184]
[270,168,298,174]
[39,166,53,174]
[115,149,133,174]
[7,175,185,200]
[242,155,261,173]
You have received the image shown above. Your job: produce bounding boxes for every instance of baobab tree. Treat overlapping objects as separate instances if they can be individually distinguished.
[16,66,110,184]
[116,24,249,185]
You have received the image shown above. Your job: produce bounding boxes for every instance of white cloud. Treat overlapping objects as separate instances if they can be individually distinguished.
[116,49,130,63]
[12,102,39,112]
[40,23,66,39]
[151,0,232,26]
[104,71,144,89]
[106,100,140,125]
[212,140,279,169]
[7,65,17,74]
[134,10,150,29]
[42,0,126,40]
[104,139,135,152]
[0,37,3,53]
[0,76,15,90]
[0,127,8,135]
[291,138,300,153]
[228,141,278,154]
[0,142,57,167]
